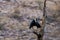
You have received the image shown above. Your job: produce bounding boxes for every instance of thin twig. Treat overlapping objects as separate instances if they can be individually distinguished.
[42,0,47,39]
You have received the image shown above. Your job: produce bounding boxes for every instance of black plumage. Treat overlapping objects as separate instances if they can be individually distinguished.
[29,19,41,29]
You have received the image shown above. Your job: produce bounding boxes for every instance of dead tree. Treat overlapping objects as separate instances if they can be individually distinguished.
[29,0,47,40]
[33,0,47,40]
[39,0,47,40]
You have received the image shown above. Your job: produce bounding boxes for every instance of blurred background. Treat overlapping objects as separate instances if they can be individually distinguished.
[0,0,60,40]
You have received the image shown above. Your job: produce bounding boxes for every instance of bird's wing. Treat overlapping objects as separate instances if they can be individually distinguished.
[29,20,35,29]
[35,22,41,28]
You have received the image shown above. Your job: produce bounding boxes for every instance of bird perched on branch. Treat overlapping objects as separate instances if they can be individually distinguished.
[29,18,41,29]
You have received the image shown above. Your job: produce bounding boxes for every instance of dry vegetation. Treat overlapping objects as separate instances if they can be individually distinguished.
[0,0,60,40]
